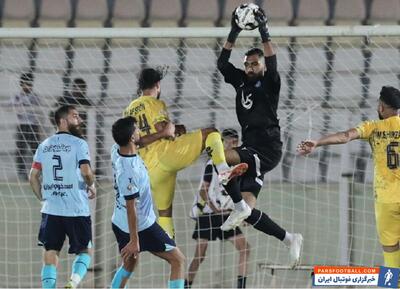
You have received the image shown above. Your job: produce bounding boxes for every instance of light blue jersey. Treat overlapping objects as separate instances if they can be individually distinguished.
[33,132,91,217]
[111,144,156,233]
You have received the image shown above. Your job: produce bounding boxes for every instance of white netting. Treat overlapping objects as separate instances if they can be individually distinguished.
[0,27,399,288]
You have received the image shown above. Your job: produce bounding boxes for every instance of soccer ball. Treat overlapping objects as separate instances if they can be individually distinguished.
[234,3,260,30]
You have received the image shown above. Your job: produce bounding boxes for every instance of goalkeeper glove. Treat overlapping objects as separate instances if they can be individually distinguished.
[255,8,271,42]
[227,10,242,44]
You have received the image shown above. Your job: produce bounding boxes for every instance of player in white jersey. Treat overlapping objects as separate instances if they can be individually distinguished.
[29,105,96,289]
[185,129,250,288]
[110,116,185,289]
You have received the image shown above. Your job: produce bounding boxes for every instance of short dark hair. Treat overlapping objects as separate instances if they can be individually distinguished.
[54,105,76,126]
[245,47,264,58]
[112,116,137,147]
[138,68,164,91]
[20,72,34,86]
[222,128,239,139]
[380,86,400,109]
[73,78,87,89]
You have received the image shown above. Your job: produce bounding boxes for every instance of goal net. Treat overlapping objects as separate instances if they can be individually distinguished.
[0,26,399,288]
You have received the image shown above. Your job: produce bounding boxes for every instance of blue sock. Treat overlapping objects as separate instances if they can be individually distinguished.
[168,279,184,288]
[111,266,133,289]
[69,253,91,286]
[41,264,56,288]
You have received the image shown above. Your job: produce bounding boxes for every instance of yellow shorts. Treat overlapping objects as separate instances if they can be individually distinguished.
[148,130,203,211]
[375,202,400,246]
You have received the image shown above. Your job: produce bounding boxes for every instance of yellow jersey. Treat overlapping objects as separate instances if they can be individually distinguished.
[123,95,170,168]
[356,116,400,203]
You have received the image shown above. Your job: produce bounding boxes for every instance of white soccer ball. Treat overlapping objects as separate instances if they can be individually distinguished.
[234,3,260,30]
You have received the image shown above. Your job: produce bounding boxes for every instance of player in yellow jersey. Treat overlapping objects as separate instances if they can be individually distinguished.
[124,67,247,238]
[297,86,400,269]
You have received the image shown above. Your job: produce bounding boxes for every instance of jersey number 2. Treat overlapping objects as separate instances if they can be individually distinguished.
[138,114,151,135]
[386,142,399,169]
[52,155,63,181]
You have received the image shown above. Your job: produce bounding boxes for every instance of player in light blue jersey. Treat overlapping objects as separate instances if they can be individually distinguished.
[29,105,96,289]
[110,116,185,289]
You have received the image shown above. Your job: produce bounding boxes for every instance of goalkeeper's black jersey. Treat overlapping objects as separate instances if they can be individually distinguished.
[217,48,282,153]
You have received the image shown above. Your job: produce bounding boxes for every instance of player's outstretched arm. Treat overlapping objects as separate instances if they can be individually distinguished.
[222,10,242,50]
[297,128,360,156]
[255,8,275,58]
[121,198,140,261]
[29,168,42,201]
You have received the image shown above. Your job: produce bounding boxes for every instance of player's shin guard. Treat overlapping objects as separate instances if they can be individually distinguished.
[223,177,243,203]
[383,250,400,268]
[158,216,175,239]
[205,132,228,170]
[168,279,184,288]
[69,253,91,287]
[41,264,57,288]
[245,209,286,241]
[111,266,133,289]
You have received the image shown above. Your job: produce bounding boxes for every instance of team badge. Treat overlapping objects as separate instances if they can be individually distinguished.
[127,184,133,191]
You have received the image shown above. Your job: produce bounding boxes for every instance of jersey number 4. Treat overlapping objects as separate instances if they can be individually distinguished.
[52,155,63,181]
[387,142,399,169]
[138,114,151,135]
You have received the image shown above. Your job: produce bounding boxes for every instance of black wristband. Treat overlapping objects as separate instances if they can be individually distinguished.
[259,27,271,42]
[227,28,240,43]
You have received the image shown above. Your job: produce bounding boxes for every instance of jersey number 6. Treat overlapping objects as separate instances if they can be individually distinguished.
[386,142,399,169]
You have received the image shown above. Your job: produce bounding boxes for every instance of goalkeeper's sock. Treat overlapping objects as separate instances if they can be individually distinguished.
[41,264,57,288]
[283,232,294,247]
[159,216,175,239]
[245,209,286,241]
[111,266,133,288]
[205,132,229,172]
[69,253,91,287]
[223,177,243,204]
[383,250,400,268]
[168,279,184,288]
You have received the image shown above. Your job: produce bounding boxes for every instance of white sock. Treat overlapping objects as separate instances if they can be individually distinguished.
[70,273,81,287]
[283,231,293,246]
[234,200,248,212]
[216,162,230,173]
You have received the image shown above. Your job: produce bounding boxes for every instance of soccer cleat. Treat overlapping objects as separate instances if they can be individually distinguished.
[64,281,76,289]
[220,202,251,231]
[218,163,248,185]
[288,233,303,268]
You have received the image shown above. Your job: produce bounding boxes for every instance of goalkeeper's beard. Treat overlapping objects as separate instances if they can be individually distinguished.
[68,123,83,138]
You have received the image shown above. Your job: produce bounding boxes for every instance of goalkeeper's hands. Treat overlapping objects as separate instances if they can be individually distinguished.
[296,140,318,156]
[255,8,271,42]
[227,10,242,44]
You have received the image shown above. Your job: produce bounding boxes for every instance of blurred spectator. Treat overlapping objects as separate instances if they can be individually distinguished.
[51,78,92,138]
[13,72,42,180]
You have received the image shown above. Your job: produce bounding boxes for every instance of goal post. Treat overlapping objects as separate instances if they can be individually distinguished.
[0,26,399,288]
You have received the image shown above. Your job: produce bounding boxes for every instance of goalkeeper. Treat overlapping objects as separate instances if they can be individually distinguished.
[216,7,303,267]
[297,86,400,270]
[123,68,247,239]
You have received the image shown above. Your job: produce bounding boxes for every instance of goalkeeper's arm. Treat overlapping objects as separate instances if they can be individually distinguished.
[254,8,275,58]
[222,10,242,51]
